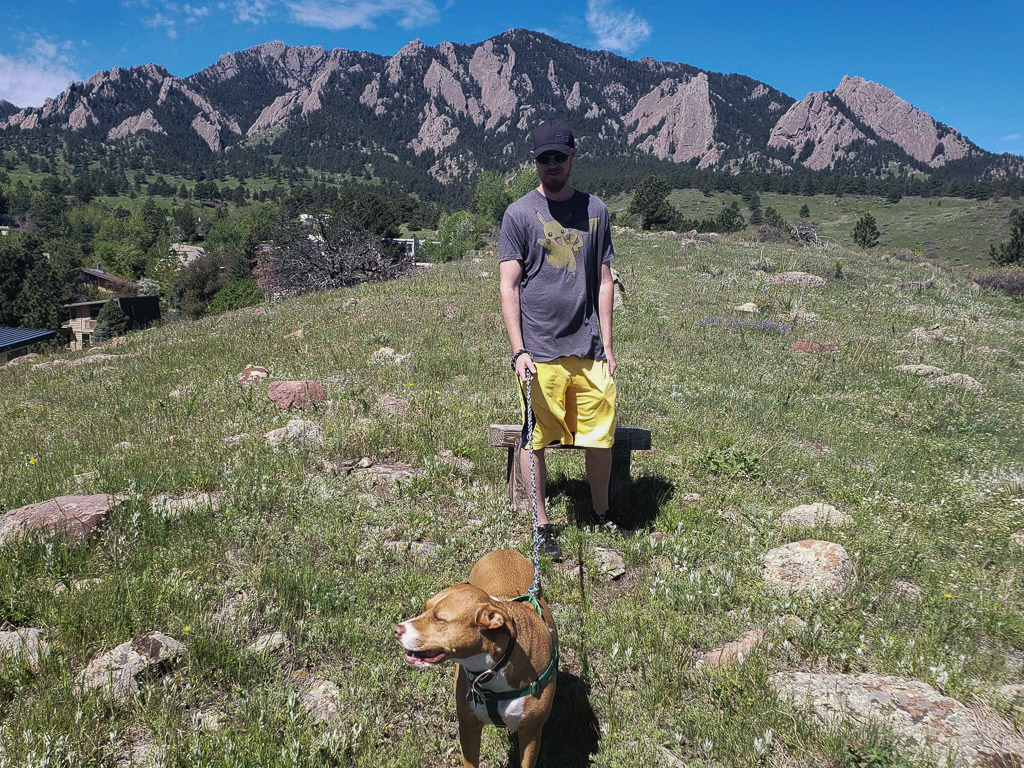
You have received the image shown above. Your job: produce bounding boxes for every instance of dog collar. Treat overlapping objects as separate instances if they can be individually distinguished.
[466,592,558,729]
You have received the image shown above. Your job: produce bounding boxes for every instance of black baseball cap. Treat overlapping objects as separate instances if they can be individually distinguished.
[532,119,575,156]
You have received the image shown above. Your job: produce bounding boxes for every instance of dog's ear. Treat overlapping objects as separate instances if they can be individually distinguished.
[476,603,517,642]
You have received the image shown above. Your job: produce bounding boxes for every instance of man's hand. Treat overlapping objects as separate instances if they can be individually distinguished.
[515,352,537,382]
[605,350,617,377]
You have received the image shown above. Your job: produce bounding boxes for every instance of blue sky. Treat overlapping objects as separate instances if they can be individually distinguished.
[1,0,1021,155]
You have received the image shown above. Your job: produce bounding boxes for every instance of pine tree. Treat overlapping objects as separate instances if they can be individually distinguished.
[852,213,880,248]
[990,209,1024,266]
[799,203,810,218]
[92,299,132,342]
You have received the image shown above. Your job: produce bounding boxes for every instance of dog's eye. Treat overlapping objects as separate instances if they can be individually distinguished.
[432,614,447,624]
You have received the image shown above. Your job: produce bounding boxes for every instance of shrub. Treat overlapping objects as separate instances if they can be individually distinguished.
[207,278,264,314]
[258,212,407,298]
[174,250,234,318]
[422,210,484,262]
[92,299,131,342]
[972,265,1024,299]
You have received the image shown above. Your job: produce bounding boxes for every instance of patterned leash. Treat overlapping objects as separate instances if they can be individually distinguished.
[521,371,542,595]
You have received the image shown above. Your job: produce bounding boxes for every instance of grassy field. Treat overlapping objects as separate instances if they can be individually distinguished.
[607,189,1022,269]
[1,229,1023,766]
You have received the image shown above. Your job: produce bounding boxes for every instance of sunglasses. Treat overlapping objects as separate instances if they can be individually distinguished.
[534,152,569,165]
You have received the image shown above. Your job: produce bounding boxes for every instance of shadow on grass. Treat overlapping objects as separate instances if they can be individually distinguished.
[548,473,675,530]
[504,670,600,768]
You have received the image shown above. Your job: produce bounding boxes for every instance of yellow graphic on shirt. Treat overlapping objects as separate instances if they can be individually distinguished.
[536,211,583,274]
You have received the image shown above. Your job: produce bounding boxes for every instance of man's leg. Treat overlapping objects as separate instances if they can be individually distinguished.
[518,446,548,524]
[585,446,611,519]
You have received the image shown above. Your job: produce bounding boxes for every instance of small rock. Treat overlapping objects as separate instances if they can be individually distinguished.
[253,307,268,316]
[302,679,342,724]
[73,470,100,489]
[926,373,985,393]
[1010,529,1024,552]
[0,628,49,669]
[779,503,851,528]
[343,298,358,308]
[378,393,410,415]
[246,631,288,655]
[237,365,269,388]
[649,531,666,547]
[770,271,827,287]
[734,302,760,314]
[777,614,808,630]
[150,492,223,519]
[384,541,439,557]
[1,494,119,547]
[198,710,222,732]
[792,339,838,354]
[892,580,924,602]
[895,363,947,377]
[681,493,703,504]
[213,590,252,628]
[909,326,945,342]
[700,629,765,668]
[265,419,326,448]
[267,380,327,410]
[370,347,410,365]
[283,329,304,340]
[762,540,854,596]
[78,631,186,699]
[594,547,626,580]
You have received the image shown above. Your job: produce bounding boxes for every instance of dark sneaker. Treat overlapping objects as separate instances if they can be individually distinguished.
[537,524,563,562]
[589,509,621,534]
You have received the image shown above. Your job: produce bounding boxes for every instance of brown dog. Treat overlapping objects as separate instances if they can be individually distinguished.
[394,549,558,768]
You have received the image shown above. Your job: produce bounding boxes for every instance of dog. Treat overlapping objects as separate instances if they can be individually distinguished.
[393,548,558,768]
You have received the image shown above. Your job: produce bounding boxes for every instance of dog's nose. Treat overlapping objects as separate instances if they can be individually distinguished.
[393,623,405,638]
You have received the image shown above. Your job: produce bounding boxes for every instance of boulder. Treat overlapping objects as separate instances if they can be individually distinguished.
[771,672,1024,768]
[734,302,759,314]
[267,380,327,409]
[378,393,410,415]
[78,631,186,699]
[1,494,118,546]
[779,503,851,528]
[369,347,410,365]
[246,631,288,654]
[762,540,854,596]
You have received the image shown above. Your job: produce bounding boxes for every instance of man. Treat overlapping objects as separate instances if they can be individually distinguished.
[499,118,619,562]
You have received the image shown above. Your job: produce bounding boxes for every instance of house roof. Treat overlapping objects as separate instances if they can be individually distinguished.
[0,326,57,351]
[79,267,137,289]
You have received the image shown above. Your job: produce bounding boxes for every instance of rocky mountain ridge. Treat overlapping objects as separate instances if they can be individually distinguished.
[1,29,1016,182]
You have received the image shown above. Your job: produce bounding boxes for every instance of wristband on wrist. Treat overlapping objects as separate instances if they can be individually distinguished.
[510,348,532,369]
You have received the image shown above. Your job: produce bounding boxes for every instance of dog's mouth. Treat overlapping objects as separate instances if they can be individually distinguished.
[404,648,447,667]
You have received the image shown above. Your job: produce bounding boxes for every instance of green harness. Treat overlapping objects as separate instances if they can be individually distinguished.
[467,592,559,729]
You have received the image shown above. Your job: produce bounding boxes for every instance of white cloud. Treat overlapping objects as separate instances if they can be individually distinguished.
[585,0,651,54]
[144,12,179,37]
[286,0,440,30]
[1002,133,1021,141]
[232,0,273,23]
[0,35,80,108]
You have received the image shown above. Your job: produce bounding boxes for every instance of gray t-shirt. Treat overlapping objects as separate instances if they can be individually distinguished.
[499,189,615,363]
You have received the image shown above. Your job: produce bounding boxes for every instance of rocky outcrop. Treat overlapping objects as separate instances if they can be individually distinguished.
[761,540,854,595]
[772,672,1024,768]
[834,76,974,167]
[410,100,461,155]
[107,109,165,140]
[768,91,871,170]
[468,39,522,131]
[625,73,720,167]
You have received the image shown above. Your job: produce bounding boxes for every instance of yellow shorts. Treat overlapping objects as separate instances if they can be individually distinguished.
[520,356,617,450]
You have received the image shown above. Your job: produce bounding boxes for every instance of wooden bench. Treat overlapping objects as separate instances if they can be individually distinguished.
[488,424,653,513]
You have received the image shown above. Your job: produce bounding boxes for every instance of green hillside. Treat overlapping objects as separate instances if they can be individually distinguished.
[608,190,1022,268]
[2,230,1023,766]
